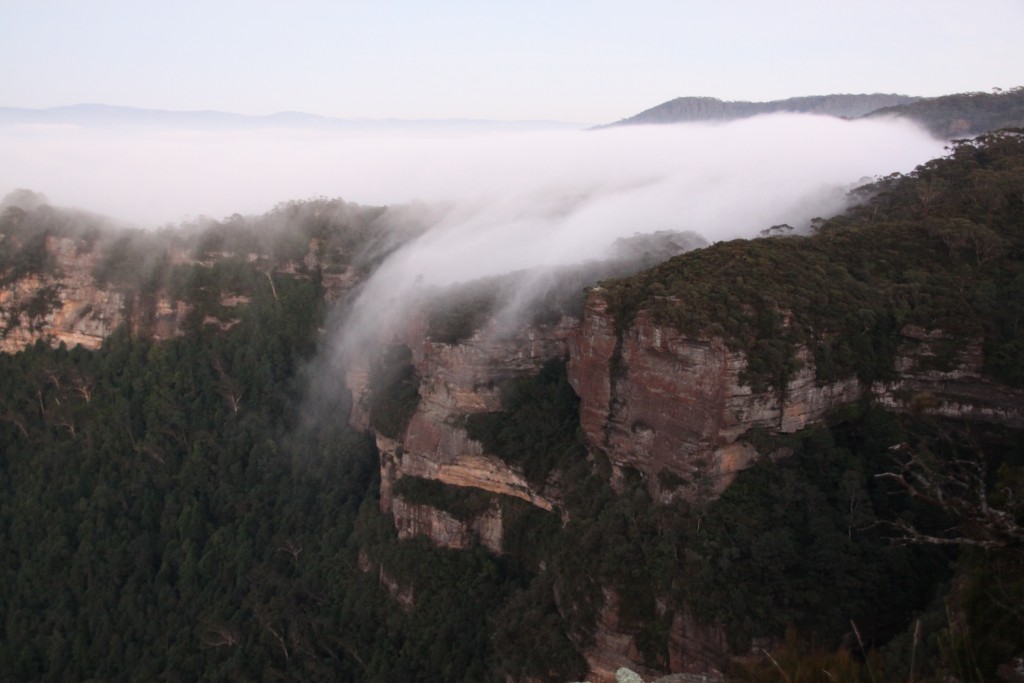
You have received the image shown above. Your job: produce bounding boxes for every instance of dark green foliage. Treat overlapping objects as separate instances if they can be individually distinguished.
[599,129,1024,391]
[687,409,953,651]
[490,573,589,681]
[0,199,108,284]
[1,229,56,282]
[0,273,381,682]
[425,282,500,344]
[391,476,495,521]
[489,405,1020,679]
[465,359,587,485]
[3,132,1023,682]
[90,230,169,288]
[866,87,1024,138]
[367,344,421,439]
[942,551,1024,679]
[2,283,64,334]
[356,538,518,683]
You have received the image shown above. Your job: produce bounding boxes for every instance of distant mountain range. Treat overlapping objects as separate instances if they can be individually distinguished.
[0,103,587,133]
[6,89,1024,139]
[603,93,921,127]
[602,88,1024,138]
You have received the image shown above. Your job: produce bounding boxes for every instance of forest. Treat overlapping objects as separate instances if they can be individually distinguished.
[0,130,1023,682]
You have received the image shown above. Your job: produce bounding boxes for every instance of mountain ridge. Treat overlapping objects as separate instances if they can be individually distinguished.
[600,93,921,128]
[0,102,588,132]
[603,88,1024,138]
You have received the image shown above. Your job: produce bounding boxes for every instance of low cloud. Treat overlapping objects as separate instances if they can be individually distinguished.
[323,115,941,357]
[2,113,944,359]
[2,114,940,234]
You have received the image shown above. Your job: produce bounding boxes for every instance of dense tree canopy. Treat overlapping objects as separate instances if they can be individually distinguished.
[1,130,1023,681]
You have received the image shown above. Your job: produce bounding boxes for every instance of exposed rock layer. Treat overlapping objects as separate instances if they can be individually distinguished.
[365,314,575,550]
[2,237,147,352]
[567,290,1024,500]
[0,235,357,354]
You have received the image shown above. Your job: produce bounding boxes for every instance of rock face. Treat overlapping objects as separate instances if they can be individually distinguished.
[357,313,575,550]
[0,235,360,354]
[351,285,1024,682]
[391,495,503,553]
[567,289,1024,501]
[1,236,140,352]
[582,590,668,683]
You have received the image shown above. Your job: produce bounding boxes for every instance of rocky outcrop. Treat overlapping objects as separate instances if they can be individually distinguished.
[1,234,358,354]
[568,289,1024,500]
[1,237,132,352]
[578,591,726,683]
[875,326,1024,427]
[356,312,576,550]
[582,590,667,683]
[358,284,1024,681]
[391,495,503,553]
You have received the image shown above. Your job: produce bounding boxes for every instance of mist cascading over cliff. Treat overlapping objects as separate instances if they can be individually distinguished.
[328,114,941,364]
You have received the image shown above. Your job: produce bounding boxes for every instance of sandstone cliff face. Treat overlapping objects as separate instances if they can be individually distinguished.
[875,326,1024,427]
[1,235,359,354]
[567,289,1024,501]
[1,236,184,352]
[355,286,1024,682]
[582,590,667,683]
[353,312,575,549]
[391,496,503,554]
[579,591,726,683]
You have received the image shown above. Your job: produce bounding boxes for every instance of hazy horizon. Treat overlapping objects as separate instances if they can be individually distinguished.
[2,1,1021,122]
[1,113,943,230]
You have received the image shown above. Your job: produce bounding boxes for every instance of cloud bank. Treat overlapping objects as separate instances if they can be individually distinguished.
[1,113,946,411]
[282,114,938,366]
[3,114,943,336]
[2,115,939,235]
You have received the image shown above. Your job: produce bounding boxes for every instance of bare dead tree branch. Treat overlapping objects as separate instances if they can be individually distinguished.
[876,441,1024,551]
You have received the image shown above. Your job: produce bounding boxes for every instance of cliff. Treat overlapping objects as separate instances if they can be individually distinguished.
[353,310,575,551]
[568,293,1024,501]
[349,287,1024,681]
[1,235,153,352]
[0,201,378,354]
[3,132,1022,681]
[344,132,1024,681]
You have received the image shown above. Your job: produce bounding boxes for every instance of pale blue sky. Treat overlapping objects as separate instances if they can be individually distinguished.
[2,0,1022,122]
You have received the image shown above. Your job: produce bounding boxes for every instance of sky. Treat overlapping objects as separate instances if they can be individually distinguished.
[1,0,1022,123]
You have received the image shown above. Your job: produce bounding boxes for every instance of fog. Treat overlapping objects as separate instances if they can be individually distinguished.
[2,113,946,417]
[311,114,942,362]
[2,115,940,234]
[6,113,944,323]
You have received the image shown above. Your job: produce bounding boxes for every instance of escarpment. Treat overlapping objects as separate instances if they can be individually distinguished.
[0,198,387,353]
[355,275,1024,547]
[568,291,1024,501]
[342,133,1024,681]
[5,133,1024,682]
[1,235,157,352]
[351,309,577,552]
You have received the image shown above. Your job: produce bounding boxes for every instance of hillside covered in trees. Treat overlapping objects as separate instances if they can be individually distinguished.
[865,88,1024,138]
[0,129,1022,682]
[602,93,920,127]
[606,89,1024,139]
